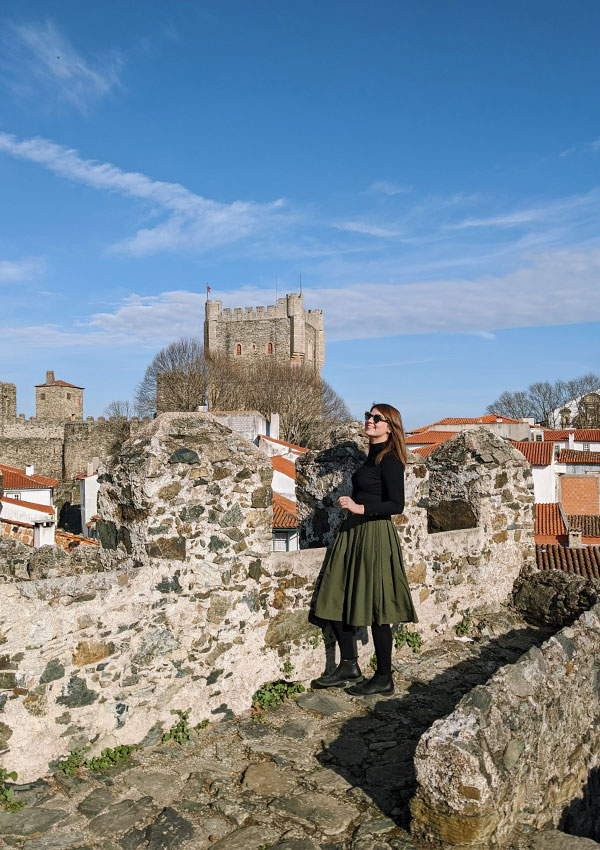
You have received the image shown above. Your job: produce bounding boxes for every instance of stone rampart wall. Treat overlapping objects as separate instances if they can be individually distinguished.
[0,418,150,481]
[411,601,600,846]
[0,417,538,787]
[297,427,536,636]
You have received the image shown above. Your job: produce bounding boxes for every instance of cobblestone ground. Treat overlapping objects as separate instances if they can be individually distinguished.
[0,611,557,850]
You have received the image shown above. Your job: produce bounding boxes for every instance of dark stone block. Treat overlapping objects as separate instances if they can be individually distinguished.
[145,537,186,561]
[97,519,118,550]
[427,500,478,533]
[168,448,200,464]
[40,659,65,684]
[145,807,195,849]
[56,676,98,708]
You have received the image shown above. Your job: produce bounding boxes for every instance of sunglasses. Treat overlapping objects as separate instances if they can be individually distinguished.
[364,411,388,424]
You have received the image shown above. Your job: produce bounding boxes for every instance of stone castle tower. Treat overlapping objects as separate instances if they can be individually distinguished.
[35,370,84,422]
[204,292,325,375]
[0,382,16,424]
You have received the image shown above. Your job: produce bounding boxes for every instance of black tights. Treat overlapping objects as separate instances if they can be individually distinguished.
[330,620,393,675]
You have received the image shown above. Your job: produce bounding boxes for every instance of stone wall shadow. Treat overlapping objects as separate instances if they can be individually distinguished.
[559,765,600,842]
[316,625,555,830]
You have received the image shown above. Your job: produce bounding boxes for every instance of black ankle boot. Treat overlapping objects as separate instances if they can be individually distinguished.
[346,671,394,696]
[312,659,362,689]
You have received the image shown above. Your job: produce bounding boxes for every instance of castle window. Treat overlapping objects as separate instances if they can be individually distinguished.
[235,344,242,356]
[267,343,273,355]
[252,344,256,351]
[67,393,71,400]
[40,392,46,400]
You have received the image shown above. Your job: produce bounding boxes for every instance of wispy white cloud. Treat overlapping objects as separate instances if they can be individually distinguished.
[1,245,589,348]
[0,19,122,111]
[0,257,45,283]
[0,132,286,255]
[333,220,404,239]
[367,180,411,196]
[560,136,600,158]
[449,189,600,231]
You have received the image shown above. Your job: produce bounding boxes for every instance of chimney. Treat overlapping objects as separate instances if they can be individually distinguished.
[568,528,584,549]
[46,370,55,385]
[568,432,575,449]
[86,462,94,477]
[269,413,280,441]
[25,464,34,476]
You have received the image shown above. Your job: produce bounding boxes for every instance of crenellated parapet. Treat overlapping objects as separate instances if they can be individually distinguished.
[204,291,325,374]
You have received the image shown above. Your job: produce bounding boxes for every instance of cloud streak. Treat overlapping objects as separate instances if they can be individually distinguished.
[0,19,122,111]
[0,257,45,283]
[0,132,286,255]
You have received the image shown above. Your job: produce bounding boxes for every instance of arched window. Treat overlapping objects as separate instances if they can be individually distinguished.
[267,343,273,355]
[235,344,242,356]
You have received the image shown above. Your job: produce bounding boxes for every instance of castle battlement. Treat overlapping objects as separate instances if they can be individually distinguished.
[204,291,325,374]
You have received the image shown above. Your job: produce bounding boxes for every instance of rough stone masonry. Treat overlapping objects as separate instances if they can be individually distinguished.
[0,417,539,786]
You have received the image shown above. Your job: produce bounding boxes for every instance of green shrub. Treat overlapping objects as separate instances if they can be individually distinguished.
[252,680,305,710]
[161,708,194,745]
[0,767,25,812]
[85,745,136,774]
[455,610,473,637]
[394,625,423,653]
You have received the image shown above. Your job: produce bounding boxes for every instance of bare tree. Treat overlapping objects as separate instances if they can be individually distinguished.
[487,390,533,421]
[104,400,136,419]
[135,339,350,446]
[135,337,209,416]
[487,372,600,427]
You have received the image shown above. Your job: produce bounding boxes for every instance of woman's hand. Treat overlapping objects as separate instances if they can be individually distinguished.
[337,496,365,515]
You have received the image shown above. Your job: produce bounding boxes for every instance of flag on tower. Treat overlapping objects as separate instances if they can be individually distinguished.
[206,285,211,295]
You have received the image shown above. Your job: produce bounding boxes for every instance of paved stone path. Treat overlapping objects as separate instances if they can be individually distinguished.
[0,611,563,850]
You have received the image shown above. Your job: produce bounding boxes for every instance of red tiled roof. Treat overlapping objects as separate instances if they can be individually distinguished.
[271,456,296,478]
[567,515,600,539]
[413,444,438,459]
[558,449,600,465]
[536,544,600,580]
[260,435,309,453]
[35,379,84,389]
[535,504,567,539]
[410,415,523,433]
[511,441,554,466]
[405,431,456,445]
[0,463,59,489]
[574,430,600,441]
[0,497,55,515]
[540,429,572,441]
[273,493,298,528]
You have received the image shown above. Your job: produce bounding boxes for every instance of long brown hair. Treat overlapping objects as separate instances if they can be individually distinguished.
[370,403,407,466]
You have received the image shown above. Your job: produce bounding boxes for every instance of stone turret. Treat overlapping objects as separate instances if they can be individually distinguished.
[35,370,84,423]
[0,382,16,424]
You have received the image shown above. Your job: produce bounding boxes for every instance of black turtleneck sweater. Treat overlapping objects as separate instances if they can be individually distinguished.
[351,441,405,517]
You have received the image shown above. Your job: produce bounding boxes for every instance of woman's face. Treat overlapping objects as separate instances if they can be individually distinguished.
[365,406,391,443]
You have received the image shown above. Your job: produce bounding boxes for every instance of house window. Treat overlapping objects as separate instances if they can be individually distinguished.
[267,343,273,355]
[235,344,242,355]
[583,443,591,452]
[535,434,542,442]
[272,531,288,552]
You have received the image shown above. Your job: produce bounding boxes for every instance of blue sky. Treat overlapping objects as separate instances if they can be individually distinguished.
[0,0,599,431]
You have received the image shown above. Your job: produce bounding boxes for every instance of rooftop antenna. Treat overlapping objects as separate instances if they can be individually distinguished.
[275,275,278,300]
[299,273,302,295]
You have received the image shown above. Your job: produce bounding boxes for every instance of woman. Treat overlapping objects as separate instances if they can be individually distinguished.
[313,403,417,696]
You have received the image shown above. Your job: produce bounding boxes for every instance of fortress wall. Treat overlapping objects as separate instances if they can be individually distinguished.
[296,426,535,637]
[0,417,535,784]
[411,599,600,846]
[63,420,133,480]
[0,436,64,480]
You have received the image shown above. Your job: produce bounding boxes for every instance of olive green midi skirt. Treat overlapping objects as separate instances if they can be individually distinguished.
[313,514,418,627]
